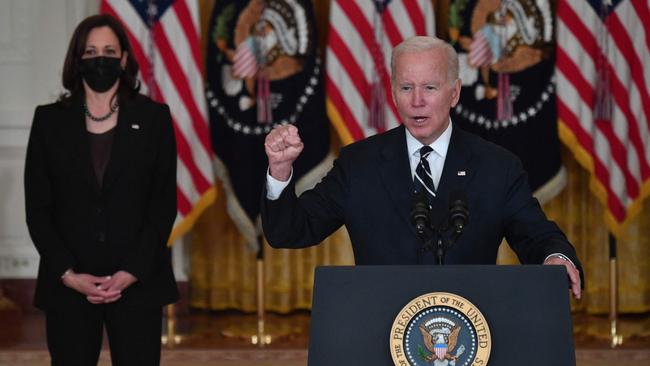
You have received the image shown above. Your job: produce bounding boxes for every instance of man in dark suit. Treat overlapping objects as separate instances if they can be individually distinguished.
[262,36,582,299]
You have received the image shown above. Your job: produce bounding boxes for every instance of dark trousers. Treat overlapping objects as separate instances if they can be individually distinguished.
[45,300,162,366]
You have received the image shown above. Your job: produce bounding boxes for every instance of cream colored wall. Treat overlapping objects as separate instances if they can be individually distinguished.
[0,0,92,278]
[0,0,190,280]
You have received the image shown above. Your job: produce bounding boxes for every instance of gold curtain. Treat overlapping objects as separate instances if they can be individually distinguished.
[549,149,650,314]
[190,180,354,313]
[192,0,650,314]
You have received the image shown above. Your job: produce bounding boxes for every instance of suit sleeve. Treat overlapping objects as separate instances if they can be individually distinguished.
[121,104,177,282]
[24,106,76,277]
[261,150,348,249]
[502,157,584,279]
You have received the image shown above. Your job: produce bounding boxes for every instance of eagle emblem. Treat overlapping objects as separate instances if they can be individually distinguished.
[391,294,490,365]
[418,317,466,364]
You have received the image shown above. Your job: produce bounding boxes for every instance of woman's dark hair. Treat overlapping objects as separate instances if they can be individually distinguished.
[59,14,140,103]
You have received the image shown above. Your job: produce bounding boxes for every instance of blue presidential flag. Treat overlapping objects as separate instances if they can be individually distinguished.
[449,0,565,201]
[206,0,330,249]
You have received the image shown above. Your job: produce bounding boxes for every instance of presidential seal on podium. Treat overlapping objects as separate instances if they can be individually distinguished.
[390,292,492,366]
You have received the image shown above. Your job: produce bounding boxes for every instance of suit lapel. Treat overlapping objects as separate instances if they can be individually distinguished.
[430,126,474,227]
[102,96,134,193]
[377,125,418,235]
[376,125,475,236]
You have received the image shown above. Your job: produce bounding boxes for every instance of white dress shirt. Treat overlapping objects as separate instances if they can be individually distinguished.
[405,121,452,191]
[266,167,292,200]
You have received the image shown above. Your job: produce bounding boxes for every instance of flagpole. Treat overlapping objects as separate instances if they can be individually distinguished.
[0,284,19,312]
[608,233,623,347]
[254,236,268,346]
[161,302,183,347]
[0,282,21,334]
[162,236,185,348]
[144,0,183,348]
[594,0,622,347]
[221,236,299,346]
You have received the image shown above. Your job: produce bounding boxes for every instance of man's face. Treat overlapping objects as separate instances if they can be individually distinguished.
[391,49,461,145]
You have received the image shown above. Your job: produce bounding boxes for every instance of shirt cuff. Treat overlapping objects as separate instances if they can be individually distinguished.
[544,253,576,268]
[60,268,73,281]
[266,167,292,200]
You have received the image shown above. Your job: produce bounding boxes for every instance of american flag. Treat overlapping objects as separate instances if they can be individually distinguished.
[101,0,215,243]
[232,36,258,79]
[556,0,650,236]
[326,0,436,144]
[468,30,492,68]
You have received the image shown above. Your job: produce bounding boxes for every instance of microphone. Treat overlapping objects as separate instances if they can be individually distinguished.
[410,191,431,238]
[449,190,469,235]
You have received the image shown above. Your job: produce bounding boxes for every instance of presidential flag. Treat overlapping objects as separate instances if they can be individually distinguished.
[448,0,565,201]
[326,0,436,145]
[100,0,216,243]
[556,0,650,236]
[206,0,330,249]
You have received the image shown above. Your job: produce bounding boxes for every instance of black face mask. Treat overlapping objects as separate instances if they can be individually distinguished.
[79,56,123,93]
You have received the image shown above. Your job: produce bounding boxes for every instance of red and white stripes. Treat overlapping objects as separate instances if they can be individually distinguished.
[101,0,215,242]
[326,0,435,143]
[468,30,492,67]
[232,37,258,78]
[556,0,650,231]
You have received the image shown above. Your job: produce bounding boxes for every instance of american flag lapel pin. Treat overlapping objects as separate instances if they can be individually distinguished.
[131,124,140,130]
[457,170,466,176]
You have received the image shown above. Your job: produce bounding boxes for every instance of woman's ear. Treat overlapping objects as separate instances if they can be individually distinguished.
[121,51,128,69]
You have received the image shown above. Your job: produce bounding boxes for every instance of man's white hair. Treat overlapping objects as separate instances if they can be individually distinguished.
[390,36,459,83]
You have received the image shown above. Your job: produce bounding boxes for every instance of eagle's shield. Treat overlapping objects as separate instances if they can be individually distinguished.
[434,343,448,360]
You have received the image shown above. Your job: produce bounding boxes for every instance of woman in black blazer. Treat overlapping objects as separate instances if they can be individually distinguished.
[24,14,178,366]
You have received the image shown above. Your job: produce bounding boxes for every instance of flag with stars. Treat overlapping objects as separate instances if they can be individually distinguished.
[326,0,436,144]
[101,0,216,243]
[556,0,650,236]
[449,0,565,202]
[205,0,330,249]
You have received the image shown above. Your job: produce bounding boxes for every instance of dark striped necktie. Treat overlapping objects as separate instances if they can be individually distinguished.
[414,146,436,201]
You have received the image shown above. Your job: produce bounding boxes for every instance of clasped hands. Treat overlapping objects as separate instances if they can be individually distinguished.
[62,270,137,304]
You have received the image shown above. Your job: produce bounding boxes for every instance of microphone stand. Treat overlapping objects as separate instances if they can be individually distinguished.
[415,218,466,265]
[416,232,435,264]
[415,225,450,265]
[411,191,469,265]
[435,228,445,265]
[434,226,463,265]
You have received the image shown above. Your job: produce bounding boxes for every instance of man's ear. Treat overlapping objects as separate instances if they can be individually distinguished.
[450,78,461,107]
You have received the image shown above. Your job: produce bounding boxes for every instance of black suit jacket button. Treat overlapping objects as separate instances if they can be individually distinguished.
[97,232,106,243]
